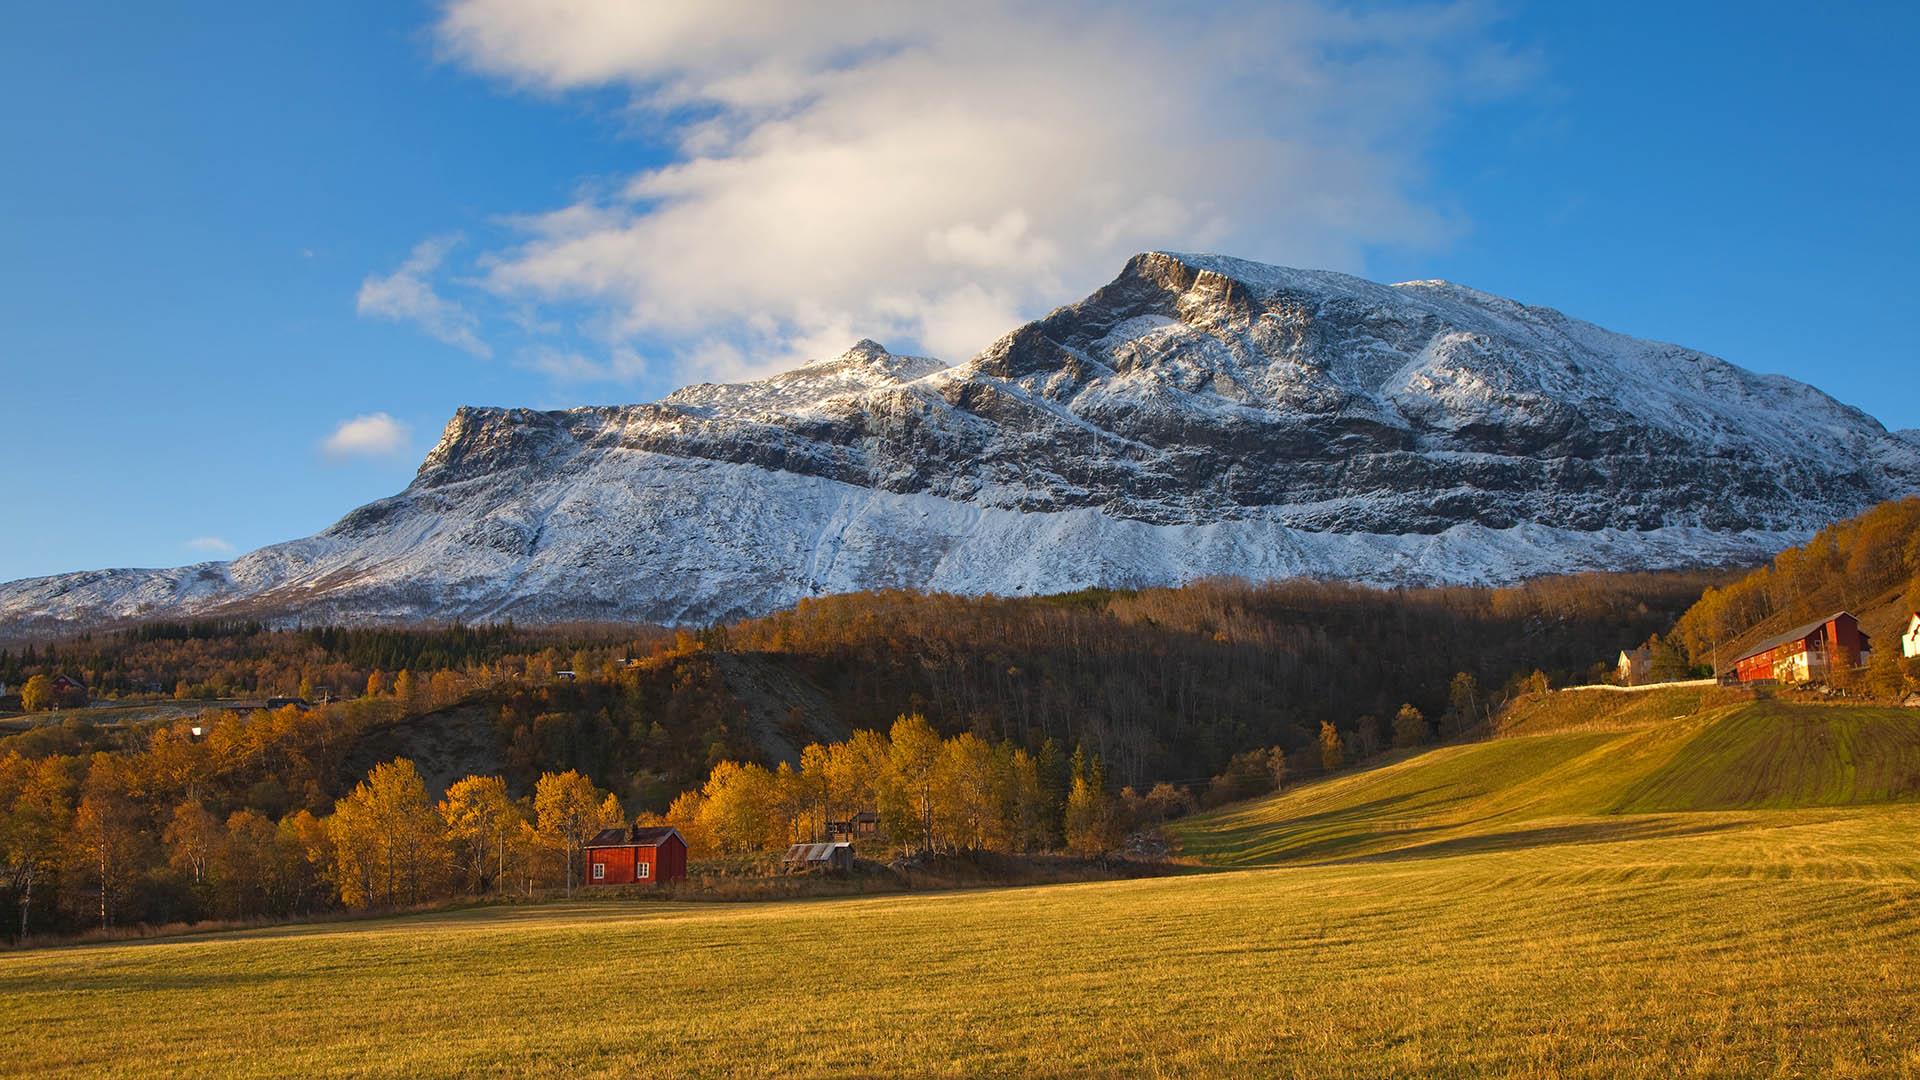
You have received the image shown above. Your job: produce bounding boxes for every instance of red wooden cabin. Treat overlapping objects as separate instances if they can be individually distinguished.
[584,826,688,886]
[1730,611,1870,684]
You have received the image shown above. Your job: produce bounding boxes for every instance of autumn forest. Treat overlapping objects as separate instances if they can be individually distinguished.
[0,565,1744,940]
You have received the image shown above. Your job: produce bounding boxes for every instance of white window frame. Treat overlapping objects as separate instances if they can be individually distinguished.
[591,862,605,881]
[637,861,651,880]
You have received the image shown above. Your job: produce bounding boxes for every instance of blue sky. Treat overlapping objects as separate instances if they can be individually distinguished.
[1,2,1915,584]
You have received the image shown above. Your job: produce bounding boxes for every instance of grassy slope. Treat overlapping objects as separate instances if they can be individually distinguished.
[7,691,1920,1077]
[1175,689,1920,867]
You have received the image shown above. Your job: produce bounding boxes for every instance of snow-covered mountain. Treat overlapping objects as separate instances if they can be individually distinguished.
[6,251,1917,632]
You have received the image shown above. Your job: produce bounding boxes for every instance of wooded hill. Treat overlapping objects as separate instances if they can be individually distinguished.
[5,571,1724,798]
[703,574,1730,787]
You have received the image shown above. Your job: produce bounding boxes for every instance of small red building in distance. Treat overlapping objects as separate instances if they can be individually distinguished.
[584,825,688,886]
[1731,611,1871,684]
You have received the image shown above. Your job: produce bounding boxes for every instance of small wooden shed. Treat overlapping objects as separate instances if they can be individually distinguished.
[585,826,688,885]
[826,811,880,841]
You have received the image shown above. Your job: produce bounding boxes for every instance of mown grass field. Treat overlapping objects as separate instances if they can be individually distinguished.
[1176,689,1920,866]
[6,692,1920,1078]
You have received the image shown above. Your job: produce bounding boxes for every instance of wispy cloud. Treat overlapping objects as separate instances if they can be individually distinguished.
[518,346,649,383]
[322,412,413,459]
[403,0,1529,379]
[356,236,492,357]
[185,536,235,555]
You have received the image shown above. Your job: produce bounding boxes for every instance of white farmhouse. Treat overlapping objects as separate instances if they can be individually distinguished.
[1617,648,1651,686]
[1904,612,1920,659]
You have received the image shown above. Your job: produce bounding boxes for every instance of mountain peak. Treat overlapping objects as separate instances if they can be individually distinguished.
[776,339,947,388]
[4,251,1916,632]
[1114,251,1429,314]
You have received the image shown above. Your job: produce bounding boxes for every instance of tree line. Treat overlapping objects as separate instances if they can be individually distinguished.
[706,572,1716,785]
[669,673,1484,863]
[0,621,666,705]
[667,714,1124,856]
[1,743,637,939]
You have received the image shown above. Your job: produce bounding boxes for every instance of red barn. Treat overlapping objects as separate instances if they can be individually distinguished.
[584,825,687,886]
[1730,611,1871,684]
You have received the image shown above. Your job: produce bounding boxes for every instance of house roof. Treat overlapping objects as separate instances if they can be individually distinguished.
[1733,611,1857,664]
[782,842,853,862]
[585,826,682,849]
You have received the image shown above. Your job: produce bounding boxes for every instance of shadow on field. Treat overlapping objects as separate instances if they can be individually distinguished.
[1328,815,1745,865]
[0,964,297,996]
[1181,790,1479,865]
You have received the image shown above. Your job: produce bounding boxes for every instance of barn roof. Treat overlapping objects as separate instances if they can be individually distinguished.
[585,826,683,849]
[1733,611,1857,664]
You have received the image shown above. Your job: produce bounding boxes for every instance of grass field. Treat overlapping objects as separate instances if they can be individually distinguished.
[1174,690,1920,866]
[6,693,1920,1078]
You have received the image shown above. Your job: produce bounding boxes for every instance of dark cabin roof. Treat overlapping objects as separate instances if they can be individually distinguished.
[585,825,683,849]
[1733,611,1859,664]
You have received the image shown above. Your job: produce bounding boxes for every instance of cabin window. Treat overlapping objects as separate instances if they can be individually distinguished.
[637,861,650,879]
[592,863,605,881]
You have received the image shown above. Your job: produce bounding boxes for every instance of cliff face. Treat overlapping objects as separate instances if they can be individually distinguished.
[6,252,1916,630]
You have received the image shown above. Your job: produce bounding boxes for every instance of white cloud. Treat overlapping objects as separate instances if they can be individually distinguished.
[357,236,492,357]
[322,413,413,459]
[419,0,1530,374]
[185,536,235,555]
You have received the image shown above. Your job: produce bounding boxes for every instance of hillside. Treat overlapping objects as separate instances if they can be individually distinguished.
[0,573,1720,805]
[7,252,1918,631]
[1670,496,1920,674]
[1172,687,1920,866]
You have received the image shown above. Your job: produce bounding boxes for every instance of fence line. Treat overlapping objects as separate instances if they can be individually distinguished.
[1555,678,1719,694]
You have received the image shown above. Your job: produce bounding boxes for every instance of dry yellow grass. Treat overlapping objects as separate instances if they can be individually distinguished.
[7,699,1920,1077]
[4,807,1918,1077]
[1174,696,1920,867]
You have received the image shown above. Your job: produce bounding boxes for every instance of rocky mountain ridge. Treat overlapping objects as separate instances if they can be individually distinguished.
[5,251,1916,631]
